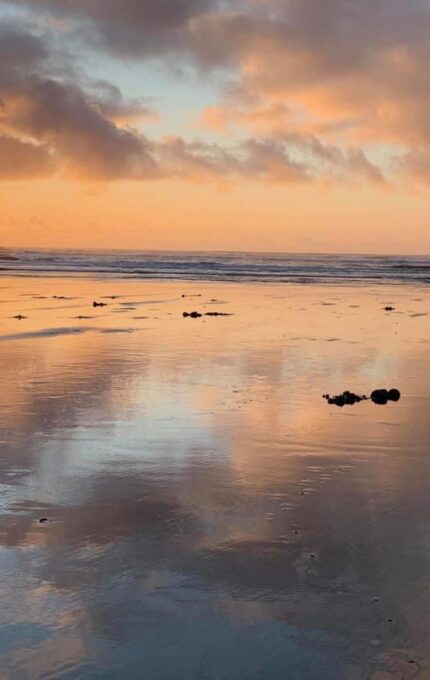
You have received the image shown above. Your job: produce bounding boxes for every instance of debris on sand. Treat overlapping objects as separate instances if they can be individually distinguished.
[371,388,401,404]
[324,388,401,407]
[370,389,389,404]
[205,312,233,317]
[183,311,202,318]
[323,391,367,407]
[13,315,27,320]
[93,301,107,308]
[384,306,395,311]
[183,311,233,318]
[39,518,48,524]
[387,388,401,401]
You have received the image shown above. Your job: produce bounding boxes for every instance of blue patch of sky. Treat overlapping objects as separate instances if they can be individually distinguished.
[82,49,237,143]
[0,1,26,21]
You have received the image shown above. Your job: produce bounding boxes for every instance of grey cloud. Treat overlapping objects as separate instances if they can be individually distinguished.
[10,0,430,68]
[0,75,158,180]
[16,0,216,27]
[10,0,222,59]
[0,22,48,68]
[0,20,158,180]
[0,133,56,178]
[158,135,310,183]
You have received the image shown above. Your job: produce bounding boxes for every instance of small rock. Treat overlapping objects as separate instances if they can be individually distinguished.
[384,306,395,311]
[39,518,48,524]
[371,389,389,405]
[387,388,401,402]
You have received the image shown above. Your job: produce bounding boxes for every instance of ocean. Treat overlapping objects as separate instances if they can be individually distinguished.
[1,248,430,283]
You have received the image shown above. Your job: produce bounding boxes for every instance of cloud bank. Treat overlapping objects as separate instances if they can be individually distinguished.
[2,0,430,185]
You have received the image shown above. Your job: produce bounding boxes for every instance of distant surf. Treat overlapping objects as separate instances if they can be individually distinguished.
[1,248,430,284]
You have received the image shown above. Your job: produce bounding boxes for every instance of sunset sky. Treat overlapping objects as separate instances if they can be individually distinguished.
[1,0,430,253]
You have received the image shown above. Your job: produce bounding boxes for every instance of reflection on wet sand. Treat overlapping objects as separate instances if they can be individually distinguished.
[1,277,430,678]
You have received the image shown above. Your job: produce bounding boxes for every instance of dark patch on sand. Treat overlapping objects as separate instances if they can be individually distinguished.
[324,388,401,407]
[0,327,93,341]
[99,328,138,334]
[0,326,138,341]
[205,312,234,317]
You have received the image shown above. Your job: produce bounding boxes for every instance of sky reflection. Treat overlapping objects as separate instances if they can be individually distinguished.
[1,277,430,678]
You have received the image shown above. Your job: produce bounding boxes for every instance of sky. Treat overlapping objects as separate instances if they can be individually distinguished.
[1,0,430,253]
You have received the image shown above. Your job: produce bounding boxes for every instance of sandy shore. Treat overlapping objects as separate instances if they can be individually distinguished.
[1,275,430,678]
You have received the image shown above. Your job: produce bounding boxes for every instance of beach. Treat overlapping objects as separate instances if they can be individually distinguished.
[1,271,430,679]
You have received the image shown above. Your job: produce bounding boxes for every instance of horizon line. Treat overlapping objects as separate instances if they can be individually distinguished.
[2,245,430,259]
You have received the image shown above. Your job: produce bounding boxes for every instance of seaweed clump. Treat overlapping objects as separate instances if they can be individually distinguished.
[323,391,367,407]
[324,388,401,407]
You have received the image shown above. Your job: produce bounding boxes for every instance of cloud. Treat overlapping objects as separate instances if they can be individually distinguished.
[0,75,158,180]
[396,150,430,185]
[10,0,222,59]
[158,135,310,183]
[0,2,421,186]
[0,20,335,185]
[0,20,158,180]
[0,22,48,68]
[0,26,312,186]
[0,133,56,178]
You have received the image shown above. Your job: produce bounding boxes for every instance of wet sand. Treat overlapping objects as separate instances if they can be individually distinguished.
[1,275,430,678]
